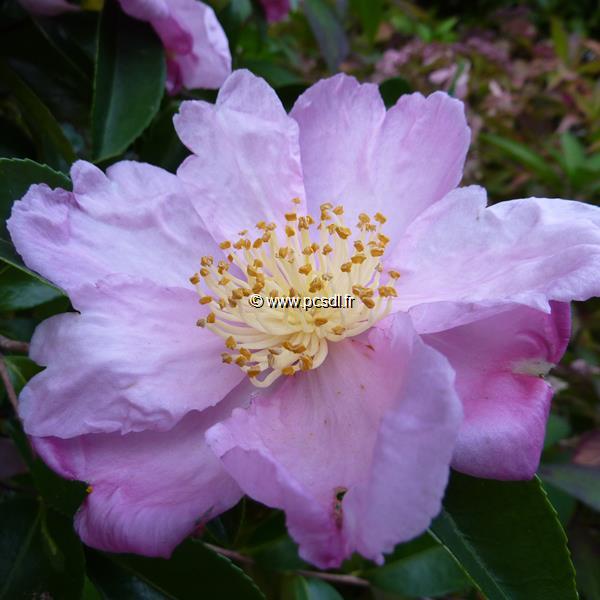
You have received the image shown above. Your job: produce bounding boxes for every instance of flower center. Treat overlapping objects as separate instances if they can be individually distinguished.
[190,200,400,388]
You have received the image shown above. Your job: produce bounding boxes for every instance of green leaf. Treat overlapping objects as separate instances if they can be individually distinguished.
[539,463,600,511]
[0,265,63,312]
[0,496,84,600]
[550,17,569,64]
[560,131,587,180]
[350,0,383,41]
[480,133,560,185]
[109,540,265,599]
[430,472,577,600]
[2,356,42,395]
[304,0,349,72]
[363,533,471,597]
[543,413,571,450]
[92,0,166,162]
[137,102,188,173]
[0,60,76,169]
[379,77,412,109]
[282,575,343,600]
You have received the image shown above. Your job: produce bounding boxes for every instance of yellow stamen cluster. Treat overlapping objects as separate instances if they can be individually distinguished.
[190,200,400,388]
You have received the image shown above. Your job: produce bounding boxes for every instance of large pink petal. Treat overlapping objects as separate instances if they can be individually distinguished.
[424,302,570,480]
[33,405,242,557]
[388,186,600,332]
[206,314,461,567]
[7,161,221,299]
[19,276,243,438]
[174,70,306,241]
[290,74,469,239]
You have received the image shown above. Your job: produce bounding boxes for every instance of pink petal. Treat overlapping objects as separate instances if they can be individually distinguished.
[7,161,222,298]
[206,314,461,567]
[388,186,600,332]
[290,75,469,239]
[147,0,232,91]
[175,70,306,241]
[424,302,570,480]
[33,405,242,557]
[259,0,290,22]
[19,276,243,437]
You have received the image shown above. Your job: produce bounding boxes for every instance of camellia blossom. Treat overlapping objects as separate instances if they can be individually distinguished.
[8,70,600,567]
[18,0,231,93]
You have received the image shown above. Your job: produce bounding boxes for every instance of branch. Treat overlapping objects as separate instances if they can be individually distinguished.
[0,354,18,413]
[0,335,29,354]
[204,544,370,588]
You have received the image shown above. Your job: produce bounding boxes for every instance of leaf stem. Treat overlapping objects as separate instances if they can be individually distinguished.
[0,335,29,353]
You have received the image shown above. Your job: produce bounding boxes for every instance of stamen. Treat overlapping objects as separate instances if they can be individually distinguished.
[190,200,399,387]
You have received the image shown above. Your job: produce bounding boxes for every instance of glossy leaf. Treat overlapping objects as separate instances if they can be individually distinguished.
[363,533,471,597]
[539,463,600,511]
[0,495,85,600]
[282,575,343,600]
[110,540,265,599]
[0,61,75,170]
[0,265,63,312]
[430,472,577,600]
[92,0,165,161]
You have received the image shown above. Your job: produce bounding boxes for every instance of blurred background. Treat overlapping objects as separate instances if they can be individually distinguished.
[1,0,599,598]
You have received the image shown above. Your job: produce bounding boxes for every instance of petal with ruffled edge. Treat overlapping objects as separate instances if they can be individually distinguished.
[290,74,469,239]
[19,276,243,438]
[7,161,222,300]
[424,302,570,480]
[33,404,242,557]
[174,70,306,242]
[206,314,461,568]
[388,186,600,332]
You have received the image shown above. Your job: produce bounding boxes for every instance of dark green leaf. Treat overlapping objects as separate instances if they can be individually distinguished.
[539,463,600,511]
[0,59,76,169]
[0,265,63,311]
[110,540,265,599]
[0,495,84,600]
[137,102,188,173]
[282,575,343,600]
[379,77,412,109]
[363,532,471,597]
[92,0,166,161]
[3,356,42,395]
[570,519,600,600]
[430,472,577,600]
[350,0,383,41]
[543,413,571,450]
[304,0,349,71]
[0,118,34,160]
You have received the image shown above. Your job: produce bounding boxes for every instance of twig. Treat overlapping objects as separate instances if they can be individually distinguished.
[0,335,29,354]
[0,354,18,413]
[205,543,370,588]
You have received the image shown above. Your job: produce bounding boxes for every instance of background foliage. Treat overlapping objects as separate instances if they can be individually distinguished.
[0,0,599,598]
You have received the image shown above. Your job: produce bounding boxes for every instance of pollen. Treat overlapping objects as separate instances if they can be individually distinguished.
[188,199,400,388]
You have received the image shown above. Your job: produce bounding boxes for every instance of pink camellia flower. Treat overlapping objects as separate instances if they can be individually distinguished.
[260,0,290,22]
[8,70,600,567]
[18,0,231,93]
